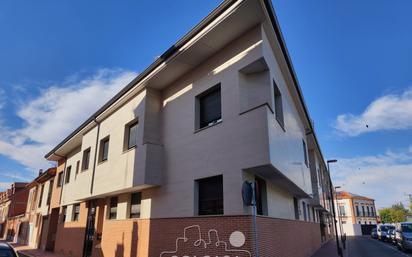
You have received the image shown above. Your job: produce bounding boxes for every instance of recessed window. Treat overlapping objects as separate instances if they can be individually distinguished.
[302,139,308,166]
[38,184,44,208]
[82,148,91,171]
[255,176,267,216]
[73,203,80,221]
[99,137,110,162]
[65,166,71,184]
[61,206,67,223]
[293,197,299,220]
[109,197,118,220]
[46,179,53,205]
[302,202,307,221]
[129,192,141,219]
[273,80,284,128]
[57,172,63,187]
[197,84,222,129]
[197,175,223,215]
[125,121,138,150]
[75,161,80,180]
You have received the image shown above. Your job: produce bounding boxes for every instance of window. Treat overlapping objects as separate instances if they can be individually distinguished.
[109,197,118,220]
[38,184,44,208]
[371,207,375,216]
[197,175,223,215]
[125,121,138,150]
[129,192,141,219]
[82,148,91,170]
[99,137,110,162]
[255,176,267,216]
[366,206,370,217]
[57,172,63,187]
[197,85,222,129]
[46,179,53,205]
[273,80,284,128]
[302,202,307,221]
[65,166,71,184]
[356,206,360,216]
[75,161,80,180]
[302,139,308,166]
[361,206,365,217]
[72,204,80,221]
[293,197,299,220]
[61,206,67,223]
[339,205,346,216]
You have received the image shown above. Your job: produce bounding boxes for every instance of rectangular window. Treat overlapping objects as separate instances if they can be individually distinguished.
[129,192,141,219]
[99,137,110,162]
[65,166,71,184]
[61,206,67,223]
[57,172,63,187]
[75,161,80,180]
[197,175,223,215]
[82,148,91,171]
[255,176,267,216]
[366,206,370,217]
[302,139,308,166]
[361,206,365,217]
[339,205,346,216]
[109,197,118,220]
[46,179,53,206]
[125,121,138,150]
[273,80,284,128]
[356,206,360,216]
[302,202,307,221]
[38,184,44,208]
[197,85,222,129]
[293,197,299,220]
[72,204,80,221]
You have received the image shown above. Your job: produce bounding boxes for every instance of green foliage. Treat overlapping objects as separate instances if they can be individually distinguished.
[379,202,411,223]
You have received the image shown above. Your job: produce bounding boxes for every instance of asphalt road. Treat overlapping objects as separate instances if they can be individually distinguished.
[345,236,412,257]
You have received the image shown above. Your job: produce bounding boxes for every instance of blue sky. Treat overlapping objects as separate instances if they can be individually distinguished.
[0,0,411,209]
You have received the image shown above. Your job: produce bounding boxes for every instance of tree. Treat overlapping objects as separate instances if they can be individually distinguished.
[379,202,410,223]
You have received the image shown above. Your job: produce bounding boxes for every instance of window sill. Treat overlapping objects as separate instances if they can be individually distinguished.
[81,169,88,173]
[97,160,108,166]
[194,120,222,134]
[122,146,136,154]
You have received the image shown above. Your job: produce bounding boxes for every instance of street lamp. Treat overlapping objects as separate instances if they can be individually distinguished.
[327,159,342,257]
[335,186,345,249]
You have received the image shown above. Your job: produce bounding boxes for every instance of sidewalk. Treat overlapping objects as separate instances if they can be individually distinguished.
[310,239,343,257]
[7,242,64,257]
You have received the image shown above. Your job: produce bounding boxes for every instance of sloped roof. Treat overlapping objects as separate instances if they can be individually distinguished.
[336,191,374,201]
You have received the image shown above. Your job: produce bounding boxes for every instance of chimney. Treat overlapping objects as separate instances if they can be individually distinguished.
[39,169,43,176]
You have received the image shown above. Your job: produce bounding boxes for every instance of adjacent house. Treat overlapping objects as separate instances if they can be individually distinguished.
[41,0,335,256]
[335,191,377,236]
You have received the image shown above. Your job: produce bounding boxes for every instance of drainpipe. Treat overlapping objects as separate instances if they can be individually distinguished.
[90,118,100,195]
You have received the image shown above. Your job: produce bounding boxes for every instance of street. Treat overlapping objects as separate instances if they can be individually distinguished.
[312,237,412,257]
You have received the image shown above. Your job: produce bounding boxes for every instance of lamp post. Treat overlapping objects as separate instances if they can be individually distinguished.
[327,159,342,257]
[335,186,345,249]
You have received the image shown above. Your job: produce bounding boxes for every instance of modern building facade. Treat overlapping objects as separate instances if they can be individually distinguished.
[3,0,335,257]
[335,191,377,236]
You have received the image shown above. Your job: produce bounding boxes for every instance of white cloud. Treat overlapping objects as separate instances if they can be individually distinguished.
[334,88,412,136]
[0,182,11,191]
[331,147,412,210]
[0,69,137,172]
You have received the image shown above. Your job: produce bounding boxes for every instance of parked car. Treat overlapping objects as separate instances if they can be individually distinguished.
[387,229,397,244]
[377,224,395,241]
[395,222,412,252]
[0,243,18,257]
[371,228,378,239]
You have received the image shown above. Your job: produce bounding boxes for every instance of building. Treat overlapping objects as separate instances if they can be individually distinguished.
[24,167,59,250]
[0,183,29,243]
[38,0,335,257]
[335,191,377,236]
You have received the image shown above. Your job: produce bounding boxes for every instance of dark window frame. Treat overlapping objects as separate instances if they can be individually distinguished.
[65,166,71,184]
[99,136,110,163]
[73,203,80,221]
[196,84,222,130]
[46,179,53,206]
[57,172,63,187]
[82,148,91,171]
[129,192,141,219]
[61,206,67,223]
[124,120,138,150]
[273,80,284,129]
[38,184,44,208]
[109,197,118,220]
[75,160,80,180]
[302,139,309,167]
[255,176,267,216]
[197,175,224,216]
